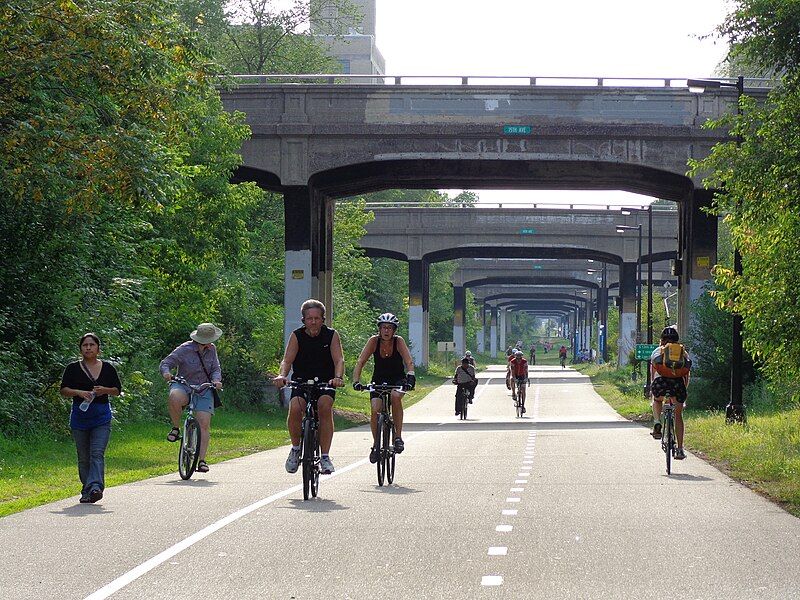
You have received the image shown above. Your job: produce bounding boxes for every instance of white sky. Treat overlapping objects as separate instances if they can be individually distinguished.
[374,0,733,206]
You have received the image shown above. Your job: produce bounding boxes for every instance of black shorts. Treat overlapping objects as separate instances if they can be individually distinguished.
[290,384,336,403]
[370,379,405,400]
[651,377,687,403]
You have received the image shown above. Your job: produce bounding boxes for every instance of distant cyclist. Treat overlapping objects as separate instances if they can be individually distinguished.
[463,350,475,367]
[273,299,345,475]
[558,345,568,368]
[529,344,536,365]
[452,357,477,414]
[352,312,415,463]
[649,327,691,460]
[509,350,529,412]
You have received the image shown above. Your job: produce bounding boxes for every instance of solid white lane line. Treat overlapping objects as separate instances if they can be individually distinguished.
[85,429,440,600]
[488,547,508,556]
[502,509,518,516]
[473,378,493,402]
[496,525,513,532]
[482,575,503,586]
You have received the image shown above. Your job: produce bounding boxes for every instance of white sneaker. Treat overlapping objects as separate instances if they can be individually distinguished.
[320,456,335,474]
[285,448,301,473]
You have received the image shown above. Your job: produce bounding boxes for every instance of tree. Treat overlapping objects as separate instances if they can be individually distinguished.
[689,0,800,394]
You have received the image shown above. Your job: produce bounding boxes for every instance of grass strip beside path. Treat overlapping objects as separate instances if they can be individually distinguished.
[0,373,446,518]
[576,363,800,517]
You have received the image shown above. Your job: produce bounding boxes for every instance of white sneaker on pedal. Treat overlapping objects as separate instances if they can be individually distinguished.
[285,448,301,473]
[320,456,335,474]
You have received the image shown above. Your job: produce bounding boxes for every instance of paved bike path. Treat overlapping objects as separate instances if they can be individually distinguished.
[1,365,799,599]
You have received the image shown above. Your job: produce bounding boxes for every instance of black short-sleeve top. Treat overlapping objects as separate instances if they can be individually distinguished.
[60,361,122,430]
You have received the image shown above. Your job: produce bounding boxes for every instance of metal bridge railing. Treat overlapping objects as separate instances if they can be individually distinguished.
[356,201,679,212]
[227,74,774,89]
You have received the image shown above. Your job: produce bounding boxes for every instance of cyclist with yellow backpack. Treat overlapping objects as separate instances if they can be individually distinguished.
[649,327,691,459]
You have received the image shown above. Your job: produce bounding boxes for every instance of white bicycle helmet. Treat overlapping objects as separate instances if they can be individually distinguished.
[376,312,400,328]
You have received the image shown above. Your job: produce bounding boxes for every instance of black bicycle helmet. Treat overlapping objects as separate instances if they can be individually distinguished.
[376,312,400,328]
[660,327,679,342]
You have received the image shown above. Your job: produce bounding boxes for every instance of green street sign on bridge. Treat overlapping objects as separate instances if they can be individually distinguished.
[635,343,659,361]
[504,125,532,135]
[520,228,536,235]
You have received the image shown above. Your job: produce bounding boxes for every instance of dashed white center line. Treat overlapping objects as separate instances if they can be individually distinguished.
[522,460,533,465]
[482,576,503,586]
[517,472,529,477]
[515,479,527,484]
[506,497,521,503]
[496,525,513,532]
[510,487,524,492]
[488,547,508,556]
[502,509,518,516]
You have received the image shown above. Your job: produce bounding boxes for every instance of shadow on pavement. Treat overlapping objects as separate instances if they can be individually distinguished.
[158,478,220,487]
[664,473,714,482]
[50,503,114,517]
[359,484,422,496]
[284,497,349,512]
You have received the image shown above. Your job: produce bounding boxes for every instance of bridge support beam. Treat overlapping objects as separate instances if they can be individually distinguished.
[476,304,486,354]
[678,189,718,341]
[618,262,638,366]
[598,285,609,363]
[408,259,430,366]
[490,305,498,358]
[453,285,466,356]
[283,186,333,348]
[499,308,507,355]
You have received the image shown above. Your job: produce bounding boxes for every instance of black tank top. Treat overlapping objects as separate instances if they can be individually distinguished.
[291,325,336,382]
[371,336,405,383]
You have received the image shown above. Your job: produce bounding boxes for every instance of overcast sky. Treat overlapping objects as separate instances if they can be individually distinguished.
[373,0,733,205]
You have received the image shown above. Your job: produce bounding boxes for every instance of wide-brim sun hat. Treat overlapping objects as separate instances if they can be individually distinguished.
[191,322,223,344]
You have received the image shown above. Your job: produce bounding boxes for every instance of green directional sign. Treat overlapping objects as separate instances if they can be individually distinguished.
[504,125,532,135]
[520,228,536,235]
[635,343,659,361]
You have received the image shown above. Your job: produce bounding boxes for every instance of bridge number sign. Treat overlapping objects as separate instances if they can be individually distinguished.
[503,125,532,135]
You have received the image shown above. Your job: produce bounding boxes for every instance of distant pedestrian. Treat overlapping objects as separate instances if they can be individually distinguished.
[60,333,122,504]
[529,344,536,365]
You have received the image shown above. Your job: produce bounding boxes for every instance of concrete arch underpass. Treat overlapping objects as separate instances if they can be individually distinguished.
[218,82,746,363]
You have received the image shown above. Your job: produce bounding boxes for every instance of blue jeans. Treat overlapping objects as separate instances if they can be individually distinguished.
[71,423,111,498]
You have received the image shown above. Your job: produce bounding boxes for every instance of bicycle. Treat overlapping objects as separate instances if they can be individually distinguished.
[560,354,567,369]
[171,376,215,480]
[289,379,334,500]
[660,391,677,475]
[513,377,526,418]
[455,384,469,420]
[359,383,405,486]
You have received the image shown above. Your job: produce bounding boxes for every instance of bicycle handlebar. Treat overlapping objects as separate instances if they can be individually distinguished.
[170,375,218,393]
[357,383,406,393]
[289,379,335,394]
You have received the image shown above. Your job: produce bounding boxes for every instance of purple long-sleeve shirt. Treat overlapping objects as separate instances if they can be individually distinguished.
[160,341,222,385]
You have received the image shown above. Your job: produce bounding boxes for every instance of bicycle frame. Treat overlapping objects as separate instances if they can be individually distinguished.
[171,376,214,480]
[290,380,334,500]
[363,384,404,486]
[660,396,676,475]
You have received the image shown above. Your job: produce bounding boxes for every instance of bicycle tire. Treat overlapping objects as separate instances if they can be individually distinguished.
[178,417,200,480]
[663,413,673,475]
[301,417,313,500]
[310,426,320,498]
[376,413,386,486]
[386,418,396,485]
[460,389,468,420]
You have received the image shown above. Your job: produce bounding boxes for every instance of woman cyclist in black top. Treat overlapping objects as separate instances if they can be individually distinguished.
[352,313,415,464]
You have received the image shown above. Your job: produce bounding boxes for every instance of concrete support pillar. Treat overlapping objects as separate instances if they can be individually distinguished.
[618,262,638,366]
[598,285,609,363]
[283,186,332,348]
[453,285,466,356]
[408,259,429,367]
[678,189,718,340]
[490,305,498,358]
[476,304,486,354]
[499,308,507,354]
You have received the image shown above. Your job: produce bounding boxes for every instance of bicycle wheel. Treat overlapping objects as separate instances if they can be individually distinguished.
[178,417,200,480]
[376,413,386,486]
[310,426,320,498]
[460,389,468,420]
[663,414,673,475]
[301,418,313,500]
[385,418,396,485]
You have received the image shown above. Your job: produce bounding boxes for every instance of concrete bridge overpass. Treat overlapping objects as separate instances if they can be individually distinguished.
[361,205,677,363]
[218,78,766,358]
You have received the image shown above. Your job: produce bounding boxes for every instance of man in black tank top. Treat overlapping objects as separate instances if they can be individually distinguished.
[273,300,345,474]
[352,313,415,464]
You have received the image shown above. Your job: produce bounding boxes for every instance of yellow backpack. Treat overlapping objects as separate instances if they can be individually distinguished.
[652,343,690,378]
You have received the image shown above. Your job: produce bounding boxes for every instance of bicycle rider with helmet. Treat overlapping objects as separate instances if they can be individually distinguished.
[352,313,415,463]
[649,327,691,460]
[508,349,529,412]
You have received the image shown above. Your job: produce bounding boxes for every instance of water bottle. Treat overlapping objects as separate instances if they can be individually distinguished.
[79,391,95,412]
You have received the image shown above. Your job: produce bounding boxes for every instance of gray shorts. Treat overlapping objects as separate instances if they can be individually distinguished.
[170,381,215,414]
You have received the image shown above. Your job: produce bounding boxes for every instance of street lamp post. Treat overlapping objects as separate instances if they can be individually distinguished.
[687,77,746,424]
[617,223,643,379]
[622,206,654,394]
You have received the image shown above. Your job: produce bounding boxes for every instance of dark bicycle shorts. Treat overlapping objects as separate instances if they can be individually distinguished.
[651,377,687,403]
[370,379,405,400]
[289,384,336,403]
